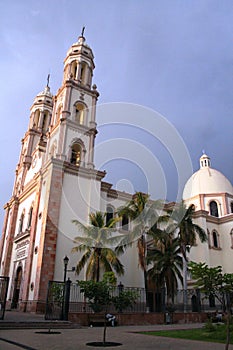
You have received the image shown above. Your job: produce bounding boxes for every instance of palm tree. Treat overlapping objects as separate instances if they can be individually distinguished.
[171,201,207,260]
[72,211,124,282]
[118,192,166,308]
[147,230,183,308]
[170,201,207,310]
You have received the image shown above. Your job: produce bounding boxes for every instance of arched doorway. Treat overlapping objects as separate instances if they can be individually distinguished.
[11,266,22,309]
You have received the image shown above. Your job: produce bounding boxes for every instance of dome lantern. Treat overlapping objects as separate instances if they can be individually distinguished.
[200,153,211,169]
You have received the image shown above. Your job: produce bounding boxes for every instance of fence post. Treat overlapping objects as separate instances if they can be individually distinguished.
[63,278,71,321]
[0,276,9,320]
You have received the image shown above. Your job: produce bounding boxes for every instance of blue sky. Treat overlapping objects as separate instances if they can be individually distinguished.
[1,0,233,229]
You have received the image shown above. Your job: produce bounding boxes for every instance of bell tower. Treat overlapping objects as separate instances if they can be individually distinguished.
[0,32,106,312]
[48,29,99,169]
[13,81,53,197]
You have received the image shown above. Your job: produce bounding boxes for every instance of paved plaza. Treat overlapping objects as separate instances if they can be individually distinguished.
[0,311,233,350]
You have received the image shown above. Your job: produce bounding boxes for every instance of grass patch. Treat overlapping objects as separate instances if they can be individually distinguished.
[141,324,233,344]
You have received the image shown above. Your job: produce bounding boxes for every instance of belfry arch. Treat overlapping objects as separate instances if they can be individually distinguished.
[69,139,86,166]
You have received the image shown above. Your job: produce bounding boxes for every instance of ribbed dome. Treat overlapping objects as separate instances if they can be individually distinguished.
[183,154,233,200]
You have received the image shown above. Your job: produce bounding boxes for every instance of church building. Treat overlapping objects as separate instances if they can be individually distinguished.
[0,34,233,312]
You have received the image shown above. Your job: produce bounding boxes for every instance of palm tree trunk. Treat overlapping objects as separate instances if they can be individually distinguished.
[96,250,100,282]
[183,253,188,312]
[142,233,149,310]
[144,268,149,310]
[97,258,100,282]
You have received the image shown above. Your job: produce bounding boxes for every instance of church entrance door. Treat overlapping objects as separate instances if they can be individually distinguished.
[11,266,22,309]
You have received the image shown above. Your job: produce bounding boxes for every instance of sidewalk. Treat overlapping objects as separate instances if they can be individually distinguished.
[0,310,77,330]
[1,310,45,322]
[0,311,233,350]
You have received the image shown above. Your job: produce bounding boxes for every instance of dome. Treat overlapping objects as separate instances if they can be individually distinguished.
[183,154,233,200]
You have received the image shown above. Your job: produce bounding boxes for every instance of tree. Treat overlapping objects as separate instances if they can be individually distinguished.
[118,192,165,308]
[189,261,233,350]
[170,202,207,309]
[171,202,207,260]
[78,273,139,345]
[72,211,124,282]
[147,230,183,308]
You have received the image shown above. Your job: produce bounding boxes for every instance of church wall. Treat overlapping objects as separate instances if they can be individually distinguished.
[46,128,59,161]
[7,191,37,302]
[188,216,210,264]
[14,192,36,239]
[226,195,233,213]
[100,192,145,288]
[208,222,222,268]
[0,208,12,275]
[53,172,102,281]
[117,243,144,288]
[204,195,224,216]
[188,197,201,211]
[27,181,48,301]
[219,221,233,272]
[24,156,43,186]
[204,220,233,272]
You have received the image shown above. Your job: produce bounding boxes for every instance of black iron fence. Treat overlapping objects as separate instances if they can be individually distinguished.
[45,280,220,320]
[0,276,9,320]
[45,280,71,320]
[69,284,148,313]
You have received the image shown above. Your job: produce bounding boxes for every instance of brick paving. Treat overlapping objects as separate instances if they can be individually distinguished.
[0,311,233,350]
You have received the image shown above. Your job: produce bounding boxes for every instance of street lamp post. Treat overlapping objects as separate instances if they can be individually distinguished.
[63,255,69,283]
[62,256,70,321]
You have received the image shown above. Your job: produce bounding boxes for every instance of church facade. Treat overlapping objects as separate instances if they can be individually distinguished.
[0,34,233,312]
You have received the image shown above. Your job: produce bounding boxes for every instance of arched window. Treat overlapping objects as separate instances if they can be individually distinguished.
[71,61,78,79]
[230,229,233,248]
[231,202,233,214]
[106,206,114,226]
[75,102,85,125]
[80,62,87,84]
[212,230,219,248]
[33,109,40,128]
[207,229,211,248]
[121,214,129,231]
[210,201,219,217]
[18,212,25,234]
[70,143,82,166]
[42,112,50,134]
[27,206,33,229]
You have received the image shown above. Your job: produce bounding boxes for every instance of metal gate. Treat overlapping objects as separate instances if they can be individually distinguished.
[0,276,9,320]
[45,280,71,320]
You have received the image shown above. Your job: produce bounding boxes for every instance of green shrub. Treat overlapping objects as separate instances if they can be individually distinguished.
[204,319,216,332]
